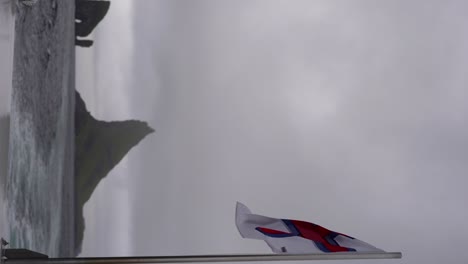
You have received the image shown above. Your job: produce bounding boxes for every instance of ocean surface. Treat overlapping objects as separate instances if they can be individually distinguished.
[3,0,75,257]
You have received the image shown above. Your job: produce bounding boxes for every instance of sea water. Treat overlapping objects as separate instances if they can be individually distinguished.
[4,0,75,257]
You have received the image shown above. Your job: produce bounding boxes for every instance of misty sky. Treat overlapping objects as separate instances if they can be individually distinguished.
[74,1,468,264]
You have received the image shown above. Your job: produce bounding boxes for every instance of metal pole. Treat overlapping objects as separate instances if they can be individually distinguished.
[5,252,402,264]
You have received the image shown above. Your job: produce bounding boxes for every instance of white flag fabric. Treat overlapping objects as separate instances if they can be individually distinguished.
[235,202,385,254]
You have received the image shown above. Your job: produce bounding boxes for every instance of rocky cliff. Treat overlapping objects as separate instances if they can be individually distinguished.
[75,0,111,47]
[75,0,110,37]
[74,91,154,255]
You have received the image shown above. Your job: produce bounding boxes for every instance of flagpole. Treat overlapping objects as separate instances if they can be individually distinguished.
[4,252,402,264]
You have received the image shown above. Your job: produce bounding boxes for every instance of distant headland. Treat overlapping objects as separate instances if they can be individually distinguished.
[74,91,154,255]
[75,0,110,48]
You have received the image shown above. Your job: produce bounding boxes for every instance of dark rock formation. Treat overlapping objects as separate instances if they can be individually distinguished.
[75,39,93,47]
[75,0,110,48]
[74,91,154,255]
[75,0,110,37]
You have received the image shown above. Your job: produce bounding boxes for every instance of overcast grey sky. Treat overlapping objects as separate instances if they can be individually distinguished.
[76,1,468,263]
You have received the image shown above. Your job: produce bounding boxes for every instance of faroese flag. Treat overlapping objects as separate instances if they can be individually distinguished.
[236,202,384,254]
